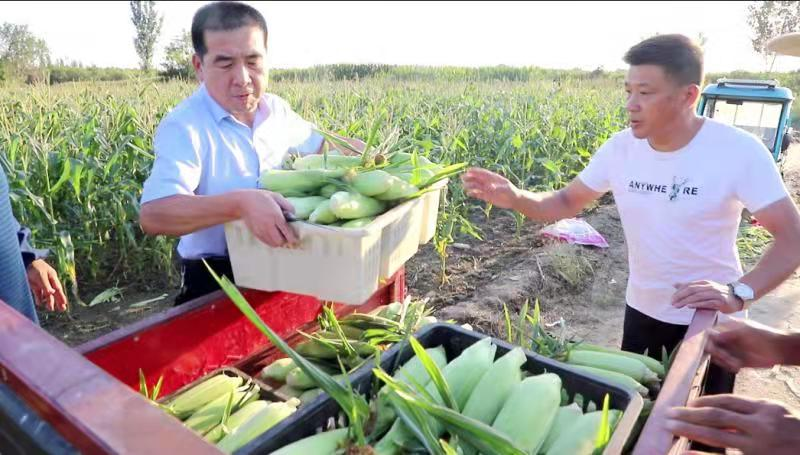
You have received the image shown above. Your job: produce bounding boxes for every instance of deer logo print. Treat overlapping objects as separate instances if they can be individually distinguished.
[670,176,690,201]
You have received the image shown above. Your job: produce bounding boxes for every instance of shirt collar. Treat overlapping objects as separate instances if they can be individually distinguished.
[200,84,271,129]
[200,84,231,124]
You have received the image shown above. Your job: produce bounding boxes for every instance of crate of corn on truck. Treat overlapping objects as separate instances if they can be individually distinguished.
[141,301,649,454]
[148,276,670,455]
[251,323,646,455]
[1,270,705,454]
[224,136,465,305]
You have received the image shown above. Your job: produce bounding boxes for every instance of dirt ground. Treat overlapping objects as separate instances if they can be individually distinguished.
[41,147,800,414]
[39,284,179,346]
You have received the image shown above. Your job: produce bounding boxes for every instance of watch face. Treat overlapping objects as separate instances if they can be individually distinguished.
[734,283,754,300]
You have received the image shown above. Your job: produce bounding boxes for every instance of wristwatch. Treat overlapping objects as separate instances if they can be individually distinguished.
[728,281,755,310]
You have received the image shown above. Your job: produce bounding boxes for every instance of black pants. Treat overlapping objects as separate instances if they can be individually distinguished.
[622,304,736,394]
[622,304,733,453]
[175,256,235,306]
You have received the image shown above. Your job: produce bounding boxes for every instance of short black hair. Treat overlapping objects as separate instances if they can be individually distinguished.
[623,34,704,86]
[191,1,268,58]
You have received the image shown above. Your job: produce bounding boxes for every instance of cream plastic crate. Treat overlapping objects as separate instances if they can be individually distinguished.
[224,180,447,305]
[420,179,447,243]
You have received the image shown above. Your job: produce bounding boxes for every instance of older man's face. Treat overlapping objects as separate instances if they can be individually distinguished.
[193,25,267,126]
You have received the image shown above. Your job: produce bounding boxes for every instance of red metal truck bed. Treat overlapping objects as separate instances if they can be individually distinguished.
[0,269,405,454]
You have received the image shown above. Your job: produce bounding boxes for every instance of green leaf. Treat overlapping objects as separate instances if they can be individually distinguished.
[416,162,469,190]
[387,391,445,455]
[377,377,526,455]
[542,159,560,175]
[503,303,513,344]
[203,261,371,446]
[595,393,612,450]
[361,111,385,166]
[151,375,164,401]
[87,287,122,307]
[221,390,235,427]
[314,128,363,156]
[321,305,358,357]
[49,158,71,195]
[408,337,458,411]
[138,368,148,399]
[517,299,529,346]
[440,439,460,455]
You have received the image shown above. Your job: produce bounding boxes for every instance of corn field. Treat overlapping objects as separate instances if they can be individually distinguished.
[0,76,627,301]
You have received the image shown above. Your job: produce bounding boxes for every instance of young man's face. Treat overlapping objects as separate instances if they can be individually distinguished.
[193,25,268,124]
[624,64,696,139]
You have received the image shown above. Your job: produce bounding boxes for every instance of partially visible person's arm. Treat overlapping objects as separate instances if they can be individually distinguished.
[702,317,800,372]
[736,197,800,299]
[140,190,297,247]
[672,140,800,314]
[462,134,616,222]
[461,168,604,223]
[785,332,800,365]
[15,224,39,270]
[666,394,800,454]
[12,216,68,311]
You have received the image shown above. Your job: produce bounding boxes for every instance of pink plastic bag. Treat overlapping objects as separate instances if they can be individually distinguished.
[539,218,609,248]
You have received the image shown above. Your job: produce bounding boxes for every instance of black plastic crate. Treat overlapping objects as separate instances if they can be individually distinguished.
[240,323,645,455]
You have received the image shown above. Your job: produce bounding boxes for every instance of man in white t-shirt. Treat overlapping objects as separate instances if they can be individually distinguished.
[462,34,800,395]
[139,2,363,305]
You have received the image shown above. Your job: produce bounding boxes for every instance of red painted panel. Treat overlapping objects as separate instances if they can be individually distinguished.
[78,269,405,396]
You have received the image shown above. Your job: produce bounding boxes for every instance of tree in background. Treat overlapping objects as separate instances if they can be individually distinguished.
[746,1,800,72]
[161,30,194,80]
[0,22,50,83]
[129,0,163,71]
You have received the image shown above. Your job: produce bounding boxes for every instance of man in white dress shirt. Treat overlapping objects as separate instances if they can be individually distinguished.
[139,1,363,304]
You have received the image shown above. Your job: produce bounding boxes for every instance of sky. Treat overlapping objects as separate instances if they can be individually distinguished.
[2,1,800,73]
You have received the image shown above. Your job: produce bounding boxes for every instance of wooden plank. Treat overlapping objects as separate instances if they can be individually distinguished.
[0,300,220,455]
[632,309,717,455]
[668,353,711,454]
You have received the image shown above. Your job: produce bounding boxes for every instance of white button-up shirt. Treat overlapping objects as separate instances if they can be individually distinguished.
[140,84,323,259]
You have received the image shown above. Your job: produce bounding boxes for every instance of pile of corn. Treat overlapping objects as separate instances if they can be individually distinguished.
[512,303,666,400]
[271,337,622,455]
[260,302,441,404]
[160,373,299,454]
[562,342,666,399]
[259,151,457,228]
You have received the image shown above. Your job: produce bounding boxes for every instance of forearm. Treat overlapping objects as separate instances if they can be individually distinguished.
[741,236,800,300]
[779,332,800,365]
[510,188,583,223]
[139,193,242,236]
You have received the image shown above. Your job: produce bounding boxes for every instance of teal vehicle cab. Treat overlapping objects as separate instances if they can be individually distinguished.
[696,78,794,172]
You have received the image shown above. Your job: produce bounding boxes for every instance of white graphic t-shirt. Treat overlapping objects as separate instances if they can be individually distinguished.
[578,118,790,324]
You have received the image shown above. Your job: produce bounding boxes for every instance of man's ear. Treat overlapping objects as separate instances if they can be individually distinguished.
[192,54,204,82]
[686,84,701,110]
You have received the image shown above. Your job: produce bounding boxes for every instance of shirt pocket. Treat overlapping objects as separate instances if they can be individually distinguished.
[255,127,293,171]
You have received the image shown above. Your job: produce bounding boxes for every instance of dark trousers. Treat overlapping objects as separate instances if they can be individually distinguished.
[621,304,734,453]
[621,304,736,394]
[175,256,235,306]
